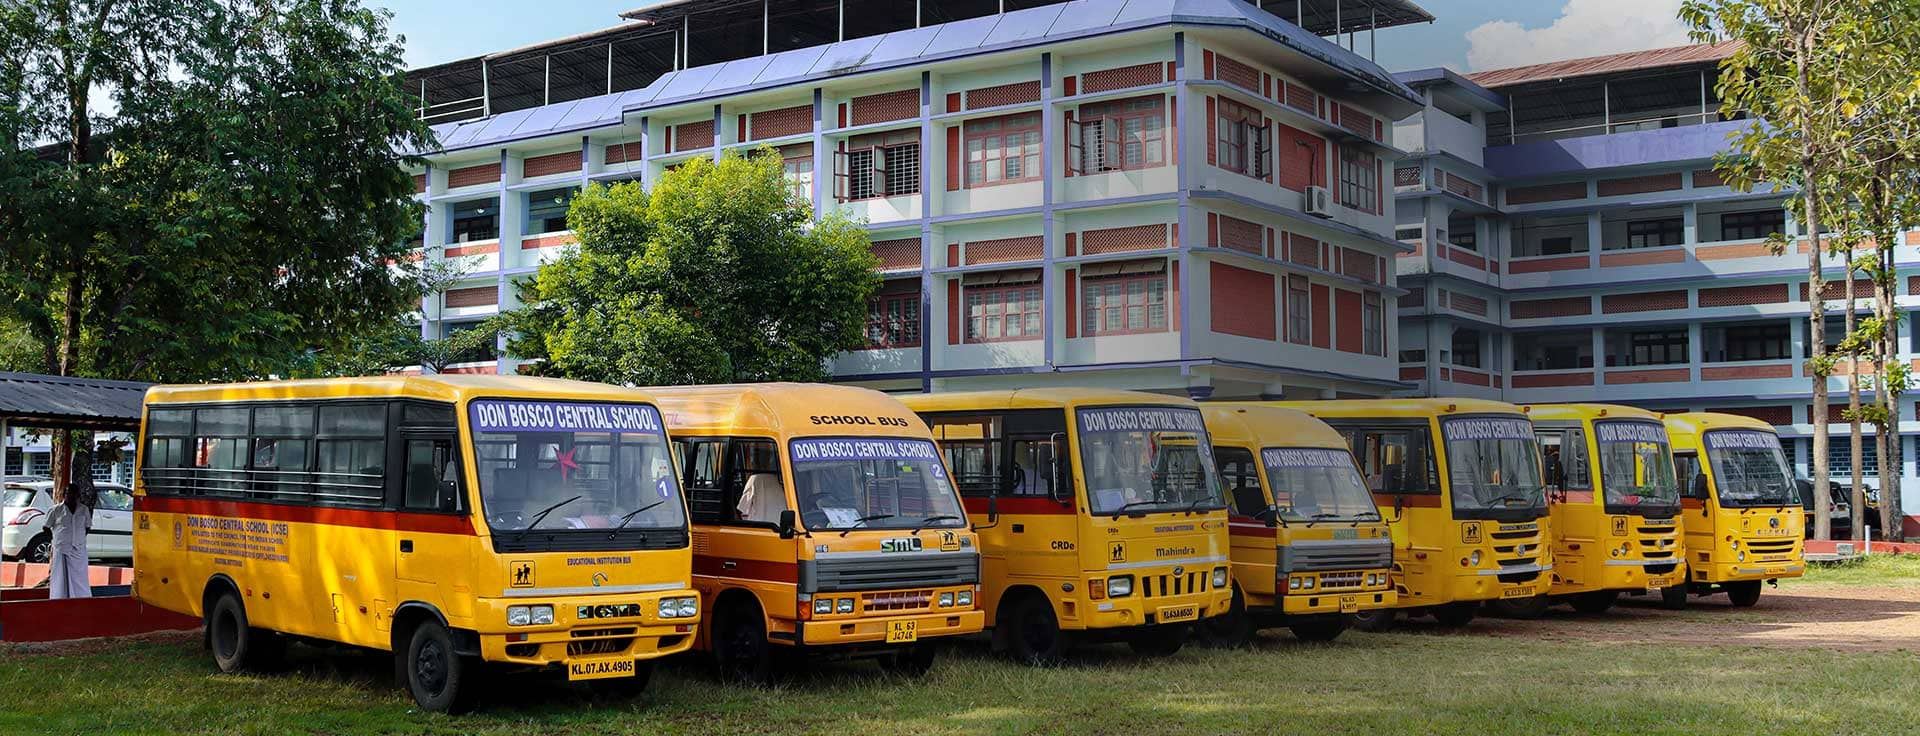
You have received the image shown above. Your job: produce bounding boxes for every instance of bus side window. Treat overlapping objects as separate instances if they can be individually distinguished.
[403,437,463,513]
[681,440,728,524]
[725,439,782,525]
[1562,428,1590,490]
[1346,428,1435,495]
[926,416,1002,498]
[1674,452,1703,498]
[1008,437,1062,498]
[1212,447,1265,517]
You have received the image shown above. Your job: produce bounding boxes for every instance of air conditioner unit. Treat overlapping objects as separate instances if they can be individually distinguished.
[1305,186,1335,218]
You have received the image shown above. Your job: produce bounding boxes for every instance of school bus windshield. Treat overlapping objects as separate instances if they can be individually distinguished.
[1260,447,1379,521]
[468,399,686,534]
[1076,406,1224,516]
[787,437,968,531]
[1440,416,1546,513]
[1593,421,1679,510]
[1702,430,1799,507]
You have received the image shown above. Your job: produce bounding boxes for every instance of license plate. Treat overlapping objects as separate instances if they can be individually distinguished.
[1157,605,1200,623]
[1646,576,1670,588]
[567,658,635,681]
[886,620,918,643]
[1338,595,1358,613]
[1501,587,1534,599]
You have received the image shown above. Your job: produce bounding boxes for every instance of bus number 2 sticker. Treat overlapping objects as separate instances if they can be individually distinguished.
[511,560,535,588]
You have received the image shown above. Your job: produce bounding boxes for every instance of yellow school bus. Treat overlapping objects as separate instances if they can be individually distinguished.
[132,376,699,712]
[1270,399,1551,628]
[1663,412,1804,606]
[1519,404,1684,615]
[903,389,1232,663]
[1199,404,1395,643]
[646,384,982,680]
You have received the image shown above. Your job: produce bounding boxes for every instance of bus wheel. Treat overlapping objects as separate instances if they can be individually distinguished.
[1432,603,1477,627]
[1198,587,1254,647]
[879,643,938,677]
[1570,591,1618,615]
[1289,618,1350,643]
[206,592,284,673]
[1351,608,1396,632]
[404,619,475,714]
[1725,581,1763,608]
[1659,585,1689,610]
[714,605,774,684]
[1005,595,1071,665]
[1127,625,1187,658]
[1487,595,1548,620]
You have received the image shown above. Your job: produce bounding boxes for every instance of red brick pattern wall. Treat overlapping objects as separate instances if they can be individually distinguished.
[1286,234,1320,269]
[1597,172,1683,197]
[1335,104,1375,140]
[1511,296,1591,319]
[412,174,427,193]
[1399,287,1425,309]
[750,104,813,140]
[1277,124,1323,192]
[1800,280,1866,301]
[1602,290,1687,313]
[1441,171,1484,201]
[1451,369,1492,387]
[1342,248,1378,283]
[447,163,501,189]
[1216,214,1263,255]
[1599,249,1686,267]
[1507,255,1589,273]
[1212,53,1261,94]
[1699,283,1788,307]
[1512,372,1595,388]
[1716,406,1793,425]
[522,151,581,179]
[1702,364,1793,381]
[1282,82,1316,114]
[1082,224,1169,255]
[603,142,643,165]
[1446,246,1487,270]
[965,80,1041,110]
[1078,63,1165,95]
[1449,293,1488,316]
[1210,262,1276,340]
[1693,168,1725,187]
[1506,181,1586,205]
[871,237,921,271]
[963,236,1043,266]
[1605,368,1690,384]
[671,119,715,152]
[444,286,498,308]
[850,89,920,126]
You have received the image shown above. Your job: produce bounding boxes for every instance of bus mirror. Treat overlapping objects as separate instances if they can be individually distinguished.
[988,491,999,522]
[1389,494,1406,523]
[777,509,798,539]
[1048,432,1069,505]
[1264,503,1279,528]
[1690,473,1709,500]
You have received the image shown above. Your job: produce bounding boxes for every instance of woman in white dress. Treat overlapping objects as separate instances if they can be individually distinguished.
[46,455,96,600]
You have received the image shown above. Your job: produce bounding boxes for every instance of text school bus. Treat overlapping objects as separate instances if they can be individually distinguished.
[902,389,1232,663]
[132,376,700,712]
[1663,412,1804,607]
[1199,404,1395,643]
[1519,404,1684,615]
[646,384,982,681]
[1273,399,1551,628]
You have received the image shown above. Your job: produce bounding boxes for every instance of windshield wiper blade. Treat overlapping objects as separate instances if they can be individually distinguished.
[607,500,668,539]
[1480,491,1535,508]
[839,514,895,537]
[513,495,583,543]
[910,515,962,535]
[1183,496,1217,515]
[1109,500,1160,519]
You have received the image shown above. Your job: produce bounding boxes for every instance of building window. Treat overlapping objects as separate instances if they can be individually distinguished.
[865,290,920,348]
[448,199,498,243]
[1399,349,1425,363]
[966,283,1043,342]
[965,113,1041,187]
[1213,97,1270,179]
[444,322,496,364]
[1082,273,1167,336]
[3,447,21,476]
[1286,278,1311,345]
[1071,96,1166,174]
[1339,146,1378,213]
[1721,209,1785,241]
[1450,329,1483,368]
[1717,323,1789,362]
[837,130,919,201]
[1625,218,1684,248]
[525,187,576,235]
[1538,236,1576,255]
[1395,226,1422,241]
[1362,293,1384,356]
[1446,214,1477,251]
[1610,328,1689,366]
[1512,330,1593,371]
[782,147,814,202]
[27,452,50,477]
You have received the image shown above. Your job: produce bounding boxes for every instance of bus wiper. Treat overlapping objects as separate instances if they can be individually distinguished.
[839,514,895,537]
[1480,491,1533,508]
[910,515,962,535]
[1109,500,1160,519]
[1305,512,1342,528]
[513,495,582,543]
[1183,496,1216,515]
[607,500,668,539]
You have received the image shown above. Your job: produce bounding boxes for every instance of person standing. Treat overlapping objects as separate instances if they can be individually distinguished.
[46,445,96,599]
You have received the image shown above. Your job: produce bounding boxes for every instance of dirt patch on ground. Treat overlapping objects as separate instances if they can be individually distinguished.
[1443,585,1920,652]
[1,629,196,657]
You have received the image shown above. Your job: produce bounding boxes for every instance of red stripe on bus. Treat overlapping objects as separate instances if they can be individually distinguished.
[1681,498,1705,510]
[1371,493,1442,508]
[962,496,1077,516]
[692,554,799,583]
[1228,521,1278,538]
[135,495,476,536]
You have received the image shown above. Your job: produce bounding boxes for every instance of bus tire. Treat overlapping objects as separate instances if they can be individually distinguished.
[206,592,284,673]
[1726,580,1762,607]
[879,643,938,677]
[1659,585,1689,610]
[1570,591,1618,615]
[1351,608,1396,632]
[1432,602,1477,627]
[714,601,774,684]
[1289,618,1350,643]
[1198,586,1254,647]
[1487,595,1548,620]
[1127,625,1187,658]
[1004,594,1071,665]
[403,619,476,714]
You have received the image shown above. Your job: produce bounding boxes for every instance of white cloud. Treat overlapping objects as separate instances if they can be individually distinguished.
[1464,0,1694,72]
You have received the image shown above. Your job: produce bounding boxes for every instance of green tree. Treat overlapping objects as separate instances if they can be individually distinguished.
[495,150,880,385]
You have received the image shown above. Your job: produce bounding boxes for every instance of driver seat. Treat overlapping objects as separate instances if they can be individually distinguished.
[736,473,789,523]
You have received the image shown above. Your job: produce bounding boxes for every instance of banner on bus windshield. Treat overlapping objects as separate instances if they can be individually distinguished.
[1261,448,1353,468]
[1594,422,1666,444]
[469,399,664,435]
[1705,430,1779,450]
[1077,407,1206,434]
[789,438,941,463]
[1441,417,1533,441]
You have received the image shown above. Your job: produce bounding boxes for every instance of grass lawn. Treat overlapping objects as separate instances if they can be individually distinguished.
[1786,552,1920,588]
[3,624,1917,735]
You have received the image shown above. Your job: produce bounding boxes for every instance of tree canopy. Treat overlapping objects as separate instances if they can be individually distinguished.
[495,150,881,385]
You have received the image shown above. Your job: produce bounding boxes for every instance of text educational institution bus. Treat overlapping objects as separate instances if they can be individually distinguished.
[1273,399,1551,628]
[1663,412,1805,606]
[903,389,1232,663]
[646,384,982,681]
[1200,404,1396,643]
[1519,404,1685,615]
[132,376,700,712]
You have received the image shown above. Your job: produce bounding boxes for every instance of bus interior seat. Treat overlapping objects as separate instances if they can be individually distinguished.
[737,473,788,523]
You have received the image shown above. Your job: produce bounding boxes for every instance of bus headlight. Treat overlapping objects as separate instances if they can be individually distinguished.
[939,592,955,607]
[1738,551,1747,562]
[530,605,554,625]
[1729,539,1739,551]
[1288,577,1302,590]
[1469,551,1482,566]
[837,598,855,614]
[956,590,973,607]
[677,598,698,618]
[1107,575,1133,597]
[1302,577,1315,590]
[507,605,531,626]
[813,598,833,615]
[1212,567,1229,589]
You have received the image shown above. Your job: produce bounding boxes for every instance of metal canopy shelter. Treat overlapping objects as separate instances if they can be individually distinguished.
[0,372,151,434]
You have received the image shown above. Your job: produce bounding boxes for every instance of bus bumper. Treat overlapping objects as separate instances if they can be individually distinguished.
[1079,589,1232,630]
[1598,559,1687,591]
[1695,559,1804,583]
[1280,585,1396,614]
[474,590,702,673]
[796,608,984,646]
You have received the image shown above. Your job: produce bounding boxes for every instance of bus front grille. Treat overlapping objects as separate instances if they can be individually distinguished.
[1141,570,1209,598]
[1279,539,1393,573]
[802,551,979,593]
[567,638,631,656]
[861,590,934,613]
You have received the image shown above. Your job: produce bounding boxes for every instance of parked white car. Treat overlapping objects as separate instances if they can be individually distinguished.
[1,481,135,563]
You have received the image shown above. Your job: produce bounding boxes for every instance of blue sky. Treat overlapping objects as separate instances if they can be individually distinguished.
[375,0,1693,74]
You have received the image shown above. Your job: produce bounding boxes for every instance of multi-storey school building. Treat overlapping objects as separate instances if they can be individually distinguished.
[1392,43,1920,517]
[404,0,1430,402]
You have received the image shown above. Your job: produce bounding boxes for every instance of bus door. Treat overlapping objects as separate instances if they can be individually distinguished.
[683,438,792,589]
[395,418,468,622]
[1673,450,1712,563]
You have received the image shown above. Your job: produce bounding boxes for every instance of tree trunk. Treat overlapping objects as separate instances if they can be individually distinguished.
[1845,258,1862,541]
[1879,232,1904,541]
[1796,23,1831,542]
